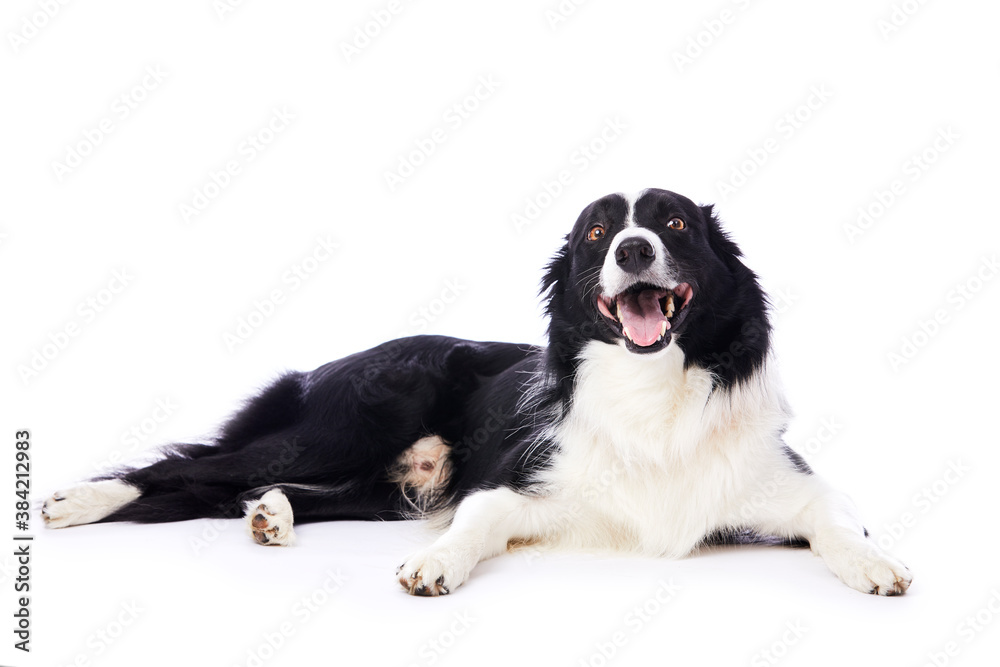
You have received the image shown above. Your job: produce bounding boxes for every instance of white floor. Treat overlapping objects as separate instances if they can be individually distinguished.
[22,505,986,666]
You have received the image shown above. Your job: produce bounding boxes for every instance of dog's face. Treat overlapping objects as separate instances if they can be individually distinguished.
[544,189,767,381]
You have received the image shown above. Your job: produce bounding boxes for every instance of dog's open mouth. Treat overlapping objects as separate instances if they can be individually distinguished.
[597,282,694,350]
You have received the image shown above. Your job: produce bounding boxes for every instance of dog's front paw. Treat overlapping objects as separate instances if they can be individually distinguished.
[244,489,295,546]
[818,537,912,596]
[855,549,912,596]
[396,546,475,597]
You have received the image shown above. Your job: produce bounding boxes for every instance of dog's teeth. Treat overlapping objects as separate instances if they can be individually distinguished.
[666,294,675,317]
[661,320,668,336]
[623,326,632,342]
[616,303,623,322]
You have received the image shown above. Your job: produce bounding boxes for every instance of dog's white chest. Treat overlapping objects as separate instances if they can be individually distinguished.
[538,341,783,557]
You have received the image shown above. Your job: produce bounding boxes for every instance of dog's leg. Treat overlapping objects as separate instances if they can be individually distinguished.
[397,487,534,596]
[42,479,141,528]
[752,471,913,596]
[243,488,296,546]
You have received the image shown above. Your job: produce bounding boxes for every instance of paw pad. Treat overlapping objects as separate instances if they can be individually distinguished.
[243,490,294,547]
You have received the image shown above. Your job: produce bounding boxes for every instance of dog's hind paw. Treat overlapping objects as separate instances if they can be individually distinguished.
[41,480,140,528]
[244,489,295,546]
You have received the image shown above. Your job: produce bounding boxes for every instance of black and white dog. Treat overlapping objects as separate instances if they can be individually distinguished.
[43,188,912,596]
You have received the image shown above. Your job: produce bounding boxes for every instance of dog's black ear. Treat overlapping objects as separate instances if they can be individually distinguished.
[539,237,570,312]
[701,204,744,261]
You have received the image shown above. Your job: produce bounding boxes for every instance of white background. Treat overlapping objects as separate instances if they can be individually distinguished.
[3,0,1000,665]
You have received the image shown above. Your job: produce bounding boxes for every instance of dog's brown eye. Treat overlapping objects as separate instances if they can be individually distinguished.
[587,225,605,242]
[667,217,685,230]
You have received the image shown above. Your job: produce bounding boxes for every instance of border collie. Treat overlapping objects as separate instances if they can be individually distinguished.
[43,188,912,596]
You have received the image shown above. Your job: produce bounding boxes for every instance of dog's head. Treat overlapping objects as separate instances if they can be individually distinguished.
[542,189,770,385]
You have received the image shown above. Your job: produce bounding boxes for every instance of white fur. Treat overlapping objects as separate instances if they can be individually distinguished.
[621,189,648,228]
[600,226,678,298]
[535,341,785,556]
[399,340,912,596]
[42,480,140,528]
[245,488,296,546]
[390,435,453,515]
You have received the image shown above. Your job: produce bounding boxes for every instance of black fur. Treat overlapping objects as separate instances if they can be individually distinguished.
[782,445,814,475]
[97,189,772,527]
[105,337,545,524]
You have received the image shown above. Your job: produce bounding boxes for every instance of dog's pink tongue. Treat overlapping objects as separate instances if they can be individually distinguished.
[619,289,667,346]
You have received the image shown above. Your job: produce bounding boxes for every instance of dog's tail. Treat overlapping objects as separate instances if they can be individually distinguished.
[94,373,308,524]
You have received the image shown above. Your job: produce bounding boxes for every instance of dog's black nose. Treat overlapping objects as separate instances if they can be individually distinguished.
[615,237,656,273]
